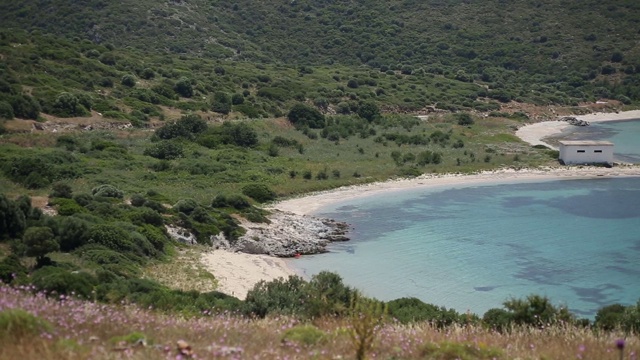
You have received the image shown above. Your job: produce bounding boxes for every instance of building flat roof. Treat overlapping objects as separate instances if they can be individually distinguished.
[559,140,614,146]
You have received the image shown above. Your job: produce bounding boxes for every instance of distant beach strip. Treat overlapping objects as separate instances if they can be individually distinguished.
[202,110,640,300]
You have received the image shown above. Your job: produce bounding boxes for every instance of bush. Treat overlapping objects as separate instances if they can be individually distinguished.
[87,224,136,253]
[143,141,184,159]
[420,341,502,360]
[244,276,308,318]
[91,184,123,198]
[51,92,89,117]
[211,92,231,115]
[0,255,28,283]
[57,216,91,251]
[0,195,28,240]
[23,226,58,262]
[241,183,276,203]
[482,308,513,332]
[212,193,251,210]
[502,294,574,327]
[31,266,98,298]
[356,102,380,122]
[154,114,207,140]
[0,309,54,339]
[173,199,199,215]
[174,77,193,98]
[50,181,73,199]
[130,193,146,207]
[287,103,325,129]
[50,198,86,216]
[281,325,327,346]
[455,112,474,125]
[121,75,136,87]
[594,303,626,331]
[387,297,463,327]
[0,100,14,119]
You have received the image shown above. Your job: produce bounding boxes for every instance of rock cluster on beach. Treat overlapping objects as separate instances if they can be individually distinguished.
[559,116,589,126]
[214,210,350,257]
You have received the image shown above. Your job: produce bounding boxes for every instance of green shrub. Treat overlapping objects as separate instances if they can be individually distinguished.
[287,103,325,129]
[244,276,308,318]
[173,199,199,215]
[387,297,463,327]
[420,341,503,360]
[23,226,59,263]
[121,74,136,87]
[50,181,73,199]
[50,198,86,216]
[128,207,164,226]
[130,193,146,207]
[455,112,474,125]
[282,325,327,346]
[0,100,14,119]
[143,141,184,159]
[242,183,276,203]
[91,184,123,198]
[482,308,513,332]
[0,309,54,339]
[31,266,98,298]
[87,224,136,253]
[502,294,574,327]
[0,255,28,283]
[57,216,91,251]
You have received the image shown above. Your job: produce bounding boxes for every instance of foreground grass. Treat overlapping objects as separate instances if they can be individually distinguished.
[1,285,636,359]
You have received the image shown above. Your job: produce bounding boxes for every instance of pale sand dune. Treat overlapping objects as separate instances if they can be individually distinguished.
[200,250,295,300]
[516,109,640,149]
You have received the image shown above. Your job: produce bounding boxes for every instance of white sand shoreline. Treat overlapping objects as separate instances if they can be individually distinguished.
[516,109,640,149]
[201,110,640,299]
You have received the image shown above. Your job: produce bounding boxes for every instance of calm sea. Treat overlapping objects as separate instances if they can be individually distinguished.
[562,118,640,163]
[290,120,640,318]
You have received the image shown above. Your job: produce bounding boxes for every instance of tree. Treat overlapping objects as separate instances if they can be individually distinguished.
[23,227,59,263]
[8,94,40,119]
[503,294,574,327]
[121,75,136,87]
[174,77,193,98]
[287,103,325,129]
[595,303,626,331]
[455,112,474,125]
[356,102,380,122]
[231,93,244,105]
[611,51,624,63]
[211,92,232,115]
[49,182,73,199]
[0,194,27,240]
[0,101,14,120]
[242,183,276,203]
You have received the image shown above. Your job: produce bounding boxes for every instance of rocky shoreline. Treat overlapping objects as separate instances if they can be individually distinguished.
[213,210,350,257]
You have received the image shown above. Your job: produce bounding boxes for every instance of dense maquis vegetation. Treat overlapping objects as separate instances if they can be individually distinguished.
[1,1,640,356]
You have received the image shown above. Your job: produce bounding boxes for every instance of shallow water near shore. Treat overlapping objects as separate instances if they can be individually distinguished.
[290,177,640,318]
[562,118,640,163]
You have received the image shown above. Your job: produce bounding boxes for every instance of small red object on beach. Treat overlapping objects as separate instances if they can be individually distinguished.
[294,253,301,258]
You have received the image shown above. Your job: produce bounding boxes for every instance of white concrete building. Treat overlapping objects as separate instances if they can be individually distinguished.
[558,140,614,165]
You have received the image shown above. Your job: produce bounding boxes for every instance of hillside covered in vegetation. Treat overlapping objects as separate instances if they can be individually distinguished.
[1,0,640,358]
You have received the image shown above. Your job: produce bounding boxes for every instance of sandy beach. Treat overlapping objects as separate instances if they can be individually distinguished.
[201,110,640,299]
[516,109,640,149]
[200,250,296,299]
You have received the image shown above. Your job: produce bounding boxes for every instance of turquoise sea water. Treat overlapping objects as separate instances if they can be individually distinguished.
[290,119,640,318]
[291,178,640,318]
[562,118,640,163]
